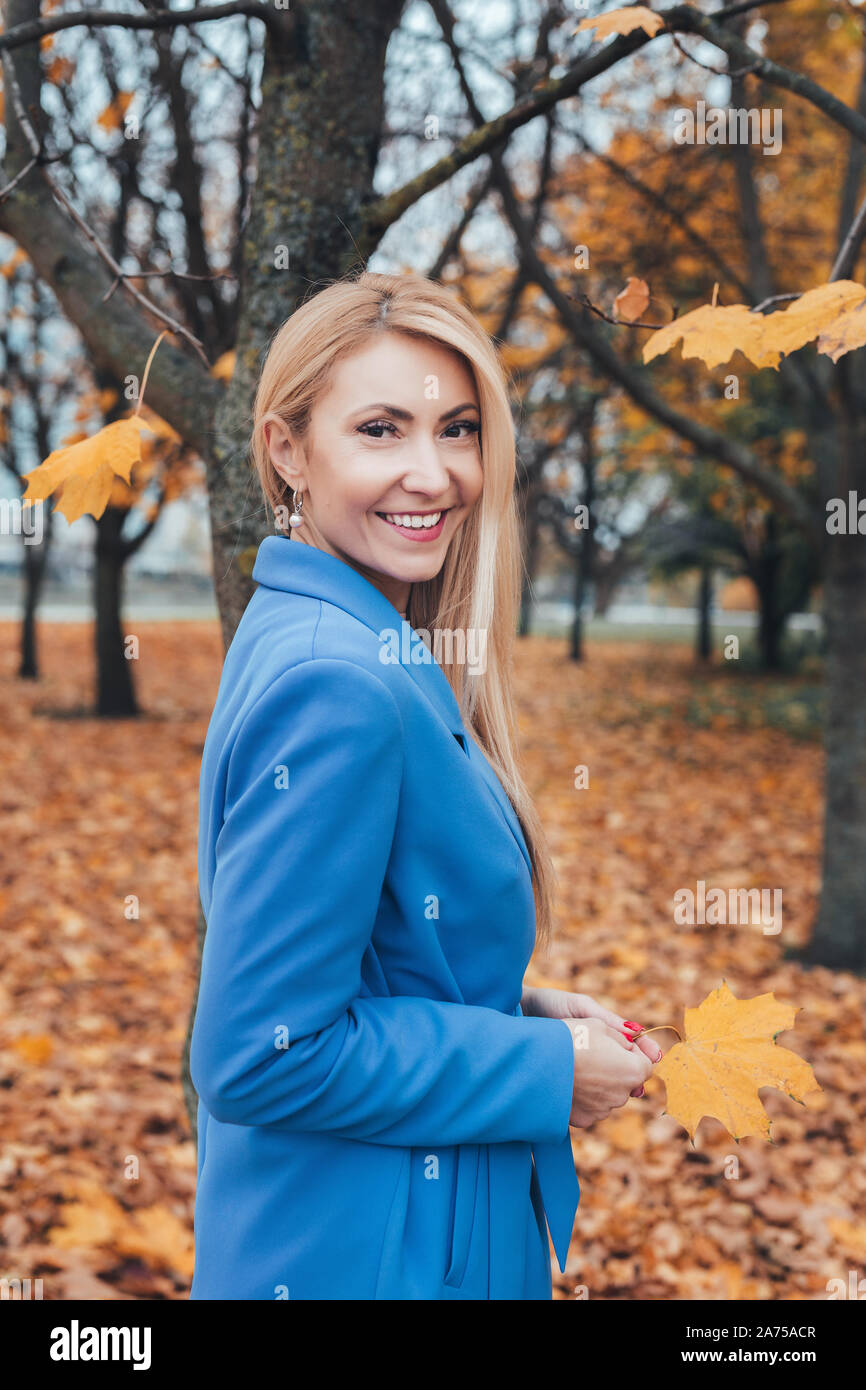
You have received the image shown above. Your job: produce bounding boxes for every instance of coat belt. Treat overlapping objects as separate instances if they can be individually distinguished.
[443,1003,580,1290]
[529,1131,580,1273]
[518,998,580,1273]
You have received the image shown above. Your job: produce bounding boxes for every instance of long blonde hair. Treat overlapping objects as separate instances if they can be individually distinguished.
[249,270,557,948]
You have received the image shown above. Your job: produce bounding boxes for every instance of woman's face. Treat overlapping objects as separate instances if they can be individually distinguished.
[263,330,484,613]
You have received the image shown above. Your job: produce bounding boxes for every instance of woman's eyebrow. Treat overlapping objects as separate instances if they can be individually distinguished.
[353,402,412,420]
[350,401,480,421]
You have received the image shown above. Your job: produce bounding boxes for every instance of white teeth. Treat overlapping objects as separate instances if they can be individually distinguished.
[383,511,442,529]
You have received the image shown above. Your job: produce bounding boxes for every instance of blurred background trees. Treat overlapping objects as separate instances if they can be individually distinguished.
[1,0,864,982]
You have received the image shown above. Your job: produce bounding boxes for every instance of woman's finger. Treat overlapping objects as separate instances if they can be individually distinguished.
[633,1034,663,1063]
[567,994,623,1028]
[619,1019,664,1064]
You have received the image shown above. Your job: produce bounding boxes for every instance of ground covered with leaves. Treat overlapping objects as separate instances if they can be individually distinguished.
[0,622,862,1300]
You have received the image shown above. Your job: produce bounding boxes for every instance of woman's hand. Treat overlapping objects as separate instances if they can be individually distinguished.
[561,1016,654,1127]
[521,986,663,1104]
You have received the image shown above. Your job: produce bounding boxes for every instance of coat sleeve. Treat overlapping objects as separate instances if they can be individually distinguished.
[190,657,575,1147]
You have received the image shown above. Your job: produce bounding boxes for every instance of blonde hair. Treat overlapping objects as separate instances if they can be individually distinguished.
[249,269,558,948]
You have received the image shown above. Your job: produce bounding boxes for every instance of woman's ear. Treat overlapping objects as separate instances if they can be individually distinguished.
[263,415,305,491]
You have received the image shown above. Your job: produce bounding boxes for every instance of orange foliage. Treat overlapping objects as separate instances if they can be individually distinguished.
[0,628,858,1300]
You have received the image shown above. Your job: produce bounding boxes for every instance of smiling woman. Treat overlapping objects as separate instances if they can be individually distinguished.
[187,269,655,1301]
[261,330,485,608]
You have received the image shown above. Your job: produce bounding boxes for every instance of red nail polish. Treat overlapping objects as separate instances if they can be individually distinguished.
[624,1021,643,1032]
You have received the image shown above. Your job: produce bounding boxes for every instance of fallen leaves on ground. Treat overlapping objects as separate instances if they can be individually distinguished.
[517,637,864,1302]
[0,623,862,1300]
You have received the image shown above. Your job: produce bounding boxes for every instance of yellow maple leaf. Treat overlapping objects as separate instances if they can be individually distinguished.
[643,303,779,369]
[575,7,665,39]
[643,280,866,370]
[756,281,866,361]
[653,981,821,1142]
[816,297,866,363]
[21,416,152,523]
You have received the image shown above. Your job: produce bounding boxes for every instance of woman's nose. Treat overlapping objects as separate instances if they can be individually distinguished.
[398,441,452,495]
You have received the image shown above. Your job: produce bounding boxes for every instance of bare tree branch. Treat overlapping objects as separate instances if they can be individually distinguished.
[571,129,755,302]
[0,1,282,52]
[426,169,492,280]
[665,4,866,146]
[2,48,210,365]
[365,1,866,250]
[0,153,37,202]
[0,35,219,457]
[831,194,866,281]
[360,22,655,250]
[496,175,819,539]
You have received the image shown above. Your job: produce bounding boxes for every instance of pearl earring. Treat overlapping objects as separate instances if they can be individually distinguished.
[289,488,304,528]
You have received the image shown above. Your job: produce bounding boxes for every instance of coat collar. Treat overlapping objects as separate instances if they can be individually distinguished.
[253,535,533,891]
[252,534,467,739]
[252,533,536,889]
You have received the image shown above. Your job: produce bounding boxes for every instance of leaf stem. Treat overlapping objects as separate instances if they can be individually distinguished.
[631,1024,683,1042]
[135,330,172,415]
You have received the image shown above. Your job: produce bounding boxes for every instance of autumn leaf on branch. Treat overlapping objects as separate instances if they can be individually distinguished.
[210,349,236,382]
[20,330,173,523]
[574,7,665,40]
[613,276,650,323]
[642,280,866,370]
[644,981,821,1144]
[97,91,134,135]
[21,417,152,524]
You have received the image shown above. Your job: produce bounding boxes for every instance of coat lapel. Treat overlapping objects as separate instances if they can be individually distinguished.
[252,535,532,874]
[252,535,465,734]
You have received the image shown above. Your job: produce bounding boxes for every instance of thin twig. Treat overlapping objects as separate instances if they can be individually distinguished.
[102,269,237,302]
[0,2,281,54]
[829,191,866,281]
[711,0,797,18]
[0,154,38,203]
[749,291,803,312]
[566,291,670,331]
[669,32,761,78]
[3,52,210,367]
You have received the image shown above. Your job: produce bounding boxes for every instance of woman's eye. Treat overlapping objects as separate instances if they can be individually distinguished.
[442,420,480,439]
[358,420,399,438]
[357,419,480,440]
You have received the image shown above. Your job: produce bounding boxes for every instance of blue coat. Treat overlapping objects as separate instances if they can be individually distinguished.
[189,534,580,1299]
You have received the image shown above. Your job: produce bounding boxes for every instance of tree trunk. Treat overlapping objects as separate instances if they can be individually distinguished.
[182,0,406,1141]
[519,484,541,637]
[203,1,405,649]
[798,521,866,971]
[19,521,52,679]
[570,414,596,662]
[756,594,785,670]
[753,514,785,671]
[94,510,137,718]
[696,562,712,663]
[795,343,866,973]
